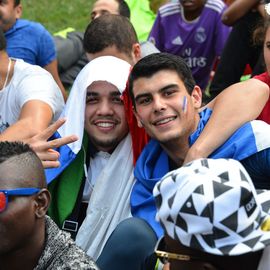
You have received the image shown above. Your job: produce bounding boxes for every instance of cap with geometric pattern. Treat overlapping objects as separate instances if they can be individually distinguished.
[153,158,270,256]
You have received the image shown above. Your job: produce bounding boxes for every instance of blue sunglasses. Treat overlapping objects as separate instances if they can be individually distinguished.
[0,188,41,213]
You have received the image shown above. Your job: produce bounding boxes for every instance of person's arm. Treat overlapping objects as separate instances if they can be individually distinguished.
[44,60,68,101]
[222,0,261,26]
[184,79,269,164]
[0,100,53,141]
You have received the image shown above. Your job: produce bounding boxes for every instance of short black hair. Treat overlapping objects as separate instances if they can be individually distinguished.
[84,14,138,57]
[128,53,196,107]
[117,0,130,19]
[14,0,20,7]
[0,141,46,188]
[0,28,6,51]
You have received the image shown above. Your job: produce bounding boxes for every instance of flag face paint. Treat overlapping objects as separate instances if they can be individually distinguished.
[182,96,187,113]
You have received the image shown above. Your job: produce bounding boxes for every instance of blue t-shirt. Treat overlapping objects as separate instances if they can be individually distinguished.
[5,19,56,67]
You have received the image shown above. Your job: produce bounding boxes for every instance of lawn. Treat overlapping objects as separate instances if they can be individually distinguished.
[22,0,95,34]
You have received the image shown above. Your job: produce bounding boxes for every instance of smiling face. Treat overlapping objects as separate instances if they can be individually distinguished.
[84,80,129,153]
[0,0,22,32]
[132,70,201,146]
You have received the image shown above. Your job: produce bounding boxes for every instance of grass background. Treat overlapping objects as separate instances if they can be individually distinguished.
[22,0,95,34]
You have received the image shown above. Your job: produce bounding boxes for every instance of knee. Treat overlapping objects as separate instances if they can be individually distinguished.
[113,217,157,253]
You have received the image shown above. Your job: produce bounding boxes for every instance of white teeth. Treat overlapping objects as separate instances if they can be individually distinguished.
[156,117,175,125]
[96,122,114,128]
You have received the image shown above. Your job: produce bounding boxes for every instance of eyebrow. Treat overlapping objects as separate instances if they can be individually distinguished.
[134,84,179,102]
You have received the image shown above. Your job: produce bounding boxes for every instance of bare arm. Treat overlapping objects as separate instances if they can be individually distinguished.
[0,102,78,168]
[0,100,53,141]
[222,0,261,26]
[44,60,68,101]
[184,79,269,164]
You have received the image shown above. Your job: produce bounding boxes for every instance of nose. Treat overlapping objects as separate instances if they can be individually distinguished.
[153,96,167,113]
[96,100,114,116]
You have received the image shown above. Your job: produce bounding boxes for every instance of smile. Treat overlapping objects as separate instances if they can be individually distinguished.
[96,122,115,128]
[154,117,176,126]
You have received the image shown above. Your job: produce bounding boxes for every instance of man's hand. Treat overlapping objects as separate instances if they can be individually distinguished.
[27,118,78,168]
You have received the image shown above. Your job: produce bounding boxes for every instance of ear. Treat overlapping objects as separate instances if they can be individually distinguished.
[15,4,22,19]
[131,43,141,63]
[133,107,143,128]
[34,189,51,218]
[190,86,202,109]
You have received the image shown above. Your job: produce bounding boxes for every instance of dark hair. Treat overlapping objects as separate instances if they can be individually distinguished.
[14,0,20,7]
[84,14,138,57]
[0,28,6,51]
[253,16,270,46]
[0,141,46,188]
[128,52,196,107]
[117,0,130,19]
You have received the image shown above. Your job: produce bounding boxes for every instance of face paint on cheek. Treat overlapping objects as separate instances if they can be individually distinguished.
[182,96,187,113]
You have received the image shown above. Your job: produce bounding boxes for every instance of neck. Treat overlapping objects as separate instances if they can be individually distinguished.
[0,51,9,75]
[0,222,46,270]
[183,6,204,21]
[0,51,13,90]
[161,138,190,167]
[160,113,201,167]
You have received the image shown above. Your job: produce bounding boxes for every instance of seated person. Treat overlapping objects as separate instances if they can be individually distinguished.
[47,56,157,270]
[0,141,99,270]
[56,0,159,88]
[153,158,270,270]
[0,0,66,99]
[0,28,73,168]
[128,52,270,241]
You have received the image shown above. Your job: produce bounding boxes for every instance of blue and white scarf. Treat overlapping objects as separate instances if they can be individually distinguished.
[131,108,270,237]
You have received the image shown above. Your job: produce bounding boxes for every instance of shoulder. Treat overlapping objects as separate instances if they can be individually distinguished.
[17,19,52,39]
[14,60,52,80]
[59,242,99,270]
[158,2,180,18]
[43,217,99,270]
[253,72,270,85]
[205,0,226,14]
[23,19,47,31]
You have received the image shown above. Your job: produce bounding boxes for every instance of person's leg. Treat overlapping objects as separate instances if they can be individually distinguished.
[209,12,262,100]
[97,217,158,270]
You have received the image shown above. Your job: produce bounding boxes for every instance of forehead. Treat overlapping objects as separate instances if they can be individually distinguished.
[132,69,186,95]
[0,0,15,6]
[92,0,119,14]
[87,80,120,95]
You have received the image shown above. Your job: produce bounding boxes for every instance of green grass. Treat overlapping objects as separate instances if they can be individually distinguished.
[22,0,95,34]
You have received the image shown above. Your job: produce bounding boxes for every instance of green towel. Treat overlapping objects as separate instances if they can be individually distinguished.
[48,135,88,227]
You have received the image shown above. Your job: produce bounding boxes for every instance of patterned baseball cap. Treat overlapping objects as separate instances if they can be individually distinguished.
[153,158,270,256]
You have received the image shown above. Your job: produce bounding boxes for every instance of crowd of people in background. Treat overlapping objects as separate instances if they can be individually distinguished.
[1,0,270,269]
